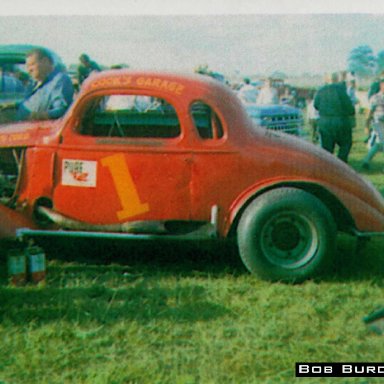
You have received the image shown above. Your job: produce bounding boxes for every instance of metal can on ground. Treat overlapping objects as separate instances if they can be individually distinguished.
[26,246,46,284]
[7,249,27,286]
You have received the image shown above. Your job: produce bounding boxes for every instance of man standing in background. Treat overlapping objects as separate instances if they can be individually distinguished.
[314,72,355,163]
[256,77,279,105]
[77,53,101,85]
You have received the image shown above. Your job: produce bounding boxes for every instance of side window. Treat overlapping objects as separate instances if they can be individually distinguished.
[190,101,224,140]
[78,94,180,138]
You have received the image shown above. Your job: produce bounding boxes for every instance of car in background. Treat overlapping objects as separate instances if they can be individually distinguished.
[244,103,304,136]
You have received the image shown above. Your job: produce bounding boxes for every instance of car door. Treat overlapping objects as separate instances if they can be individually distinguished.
[52,93,192,225]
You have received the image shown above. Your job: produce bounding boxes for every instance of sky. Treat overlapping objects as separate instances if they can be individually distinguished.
[1,1,384,77]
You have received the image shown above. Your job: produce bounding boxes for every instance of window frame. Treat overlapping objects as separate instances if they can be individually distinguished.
[189,99,226,141]
[74,91,183,141]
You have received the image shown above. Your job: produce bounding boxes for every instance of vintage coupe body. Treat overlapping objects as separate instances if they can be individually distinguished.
[0,70,383,281]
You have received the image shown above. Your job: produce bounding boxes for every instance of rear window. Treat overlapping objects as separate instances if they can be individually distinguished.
[79,94,181,139]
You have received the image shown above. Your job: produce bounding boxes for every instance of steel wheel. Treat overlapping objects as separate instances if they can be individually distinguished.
[237,188,336,282]
[260,211,319,269]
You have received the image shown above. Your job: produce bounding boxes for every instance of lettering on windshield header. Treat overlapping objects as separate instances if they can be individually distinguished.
[90,76,185,95]
[135,77,184,95]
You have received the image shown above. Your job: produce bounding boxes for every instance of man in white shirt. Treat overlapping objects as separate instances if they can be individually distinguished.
[237,78,259,104]
[256,78,279,105]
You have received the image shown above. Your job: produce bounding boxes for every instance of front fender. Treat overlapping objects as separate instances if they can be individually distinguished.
[0,204,37,239]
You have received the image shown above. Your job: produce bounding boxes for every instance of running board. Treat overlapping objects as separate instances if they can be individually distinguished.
[16,223,218,242]
[352,229,384,238]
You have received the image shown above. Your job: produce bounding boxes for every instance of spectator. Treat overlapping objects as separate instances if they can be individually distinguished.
[280,87,295,106]
[347,79,359,106]
[361,78,384,170]
[338,70,348,92]
[237,78,259,104]
[77,53,101,85]
[256,78,279,105]
[105,95,160,112]
[368,71,384,100]
[1,48,74,121]
[314,72,355,162]
[306,98,320,143]
[347,79,359,129]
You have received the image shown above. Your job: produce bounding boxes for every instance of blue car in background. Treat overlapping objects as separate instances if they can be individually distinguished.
[244,103,304,136]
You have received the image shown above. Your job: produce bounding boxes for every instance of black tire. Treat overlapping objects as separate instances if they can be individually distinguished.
[237,188,336,282]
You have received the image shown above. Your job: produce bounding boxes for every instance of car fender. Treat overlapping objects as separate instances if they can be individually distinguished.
[224,178,375,237]
[0,204,37,240]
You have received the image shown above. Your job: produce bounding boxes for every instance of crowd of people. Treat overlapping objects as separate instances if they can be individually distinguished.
[235,77,294,106]
[303,70,383,168]
[0,46,382,171]
[231,69,384,169]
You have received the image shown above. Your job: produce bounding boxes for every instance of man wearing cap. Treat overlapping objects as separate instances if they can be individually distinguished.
[314,72,355,163]
[362,77,384,170]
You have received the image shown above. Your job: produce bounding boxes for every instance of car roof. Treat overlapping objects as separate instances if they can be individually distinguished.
[81,69,231,98]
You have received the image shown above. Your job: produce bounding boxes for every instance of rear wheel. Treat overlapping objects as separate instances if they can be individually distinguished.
[237,188,336,282]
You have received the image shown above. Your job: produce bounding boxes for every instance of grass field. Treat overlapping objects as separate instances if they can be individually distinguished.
[0,114,384,384]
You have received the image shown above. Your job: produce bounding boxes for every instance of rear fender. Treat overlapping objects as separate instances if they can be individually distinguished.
[0,204,36,239]
[225,181,356,237]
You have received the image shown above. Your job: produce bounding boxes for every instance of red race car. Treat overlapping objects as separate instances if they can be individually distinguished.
[0,70,383,281]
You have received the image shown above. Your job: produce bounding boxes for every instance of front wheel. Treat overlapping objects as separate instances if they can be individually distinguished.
[237,188,336,282]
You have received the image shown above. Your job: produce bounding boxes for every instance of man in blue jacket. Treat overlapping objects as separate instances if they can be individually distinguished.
[0,48,74,123]
[15,48,74,121]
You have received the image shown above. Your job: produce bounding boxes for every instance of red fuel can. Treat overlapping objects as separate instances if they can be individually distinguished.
[26,246,46,284]
[7,249,27,286]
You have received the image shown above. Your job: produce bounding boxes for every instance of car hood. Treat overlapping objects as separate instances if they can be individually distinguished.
[245,103,301,117]
[0,120,59,148]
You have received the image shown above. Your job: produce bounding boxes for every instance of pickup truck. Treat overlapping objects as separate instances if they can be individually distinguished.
[244,103,304,136]
[0,69,383,281]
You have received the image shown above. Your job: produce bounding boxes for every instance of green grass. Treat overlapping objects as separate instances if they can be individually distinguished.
[0,114,384,384]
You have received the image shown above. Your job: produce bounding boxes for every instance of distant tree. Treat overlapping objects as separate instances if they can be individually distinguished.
[270,71,287,80]
[377,50,384,74]
[347,45,377,78]
[194,64,210,75]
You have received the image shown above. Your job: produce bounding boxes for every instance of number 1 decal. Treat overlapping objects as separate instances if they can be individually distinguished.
[101,153,149,220]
